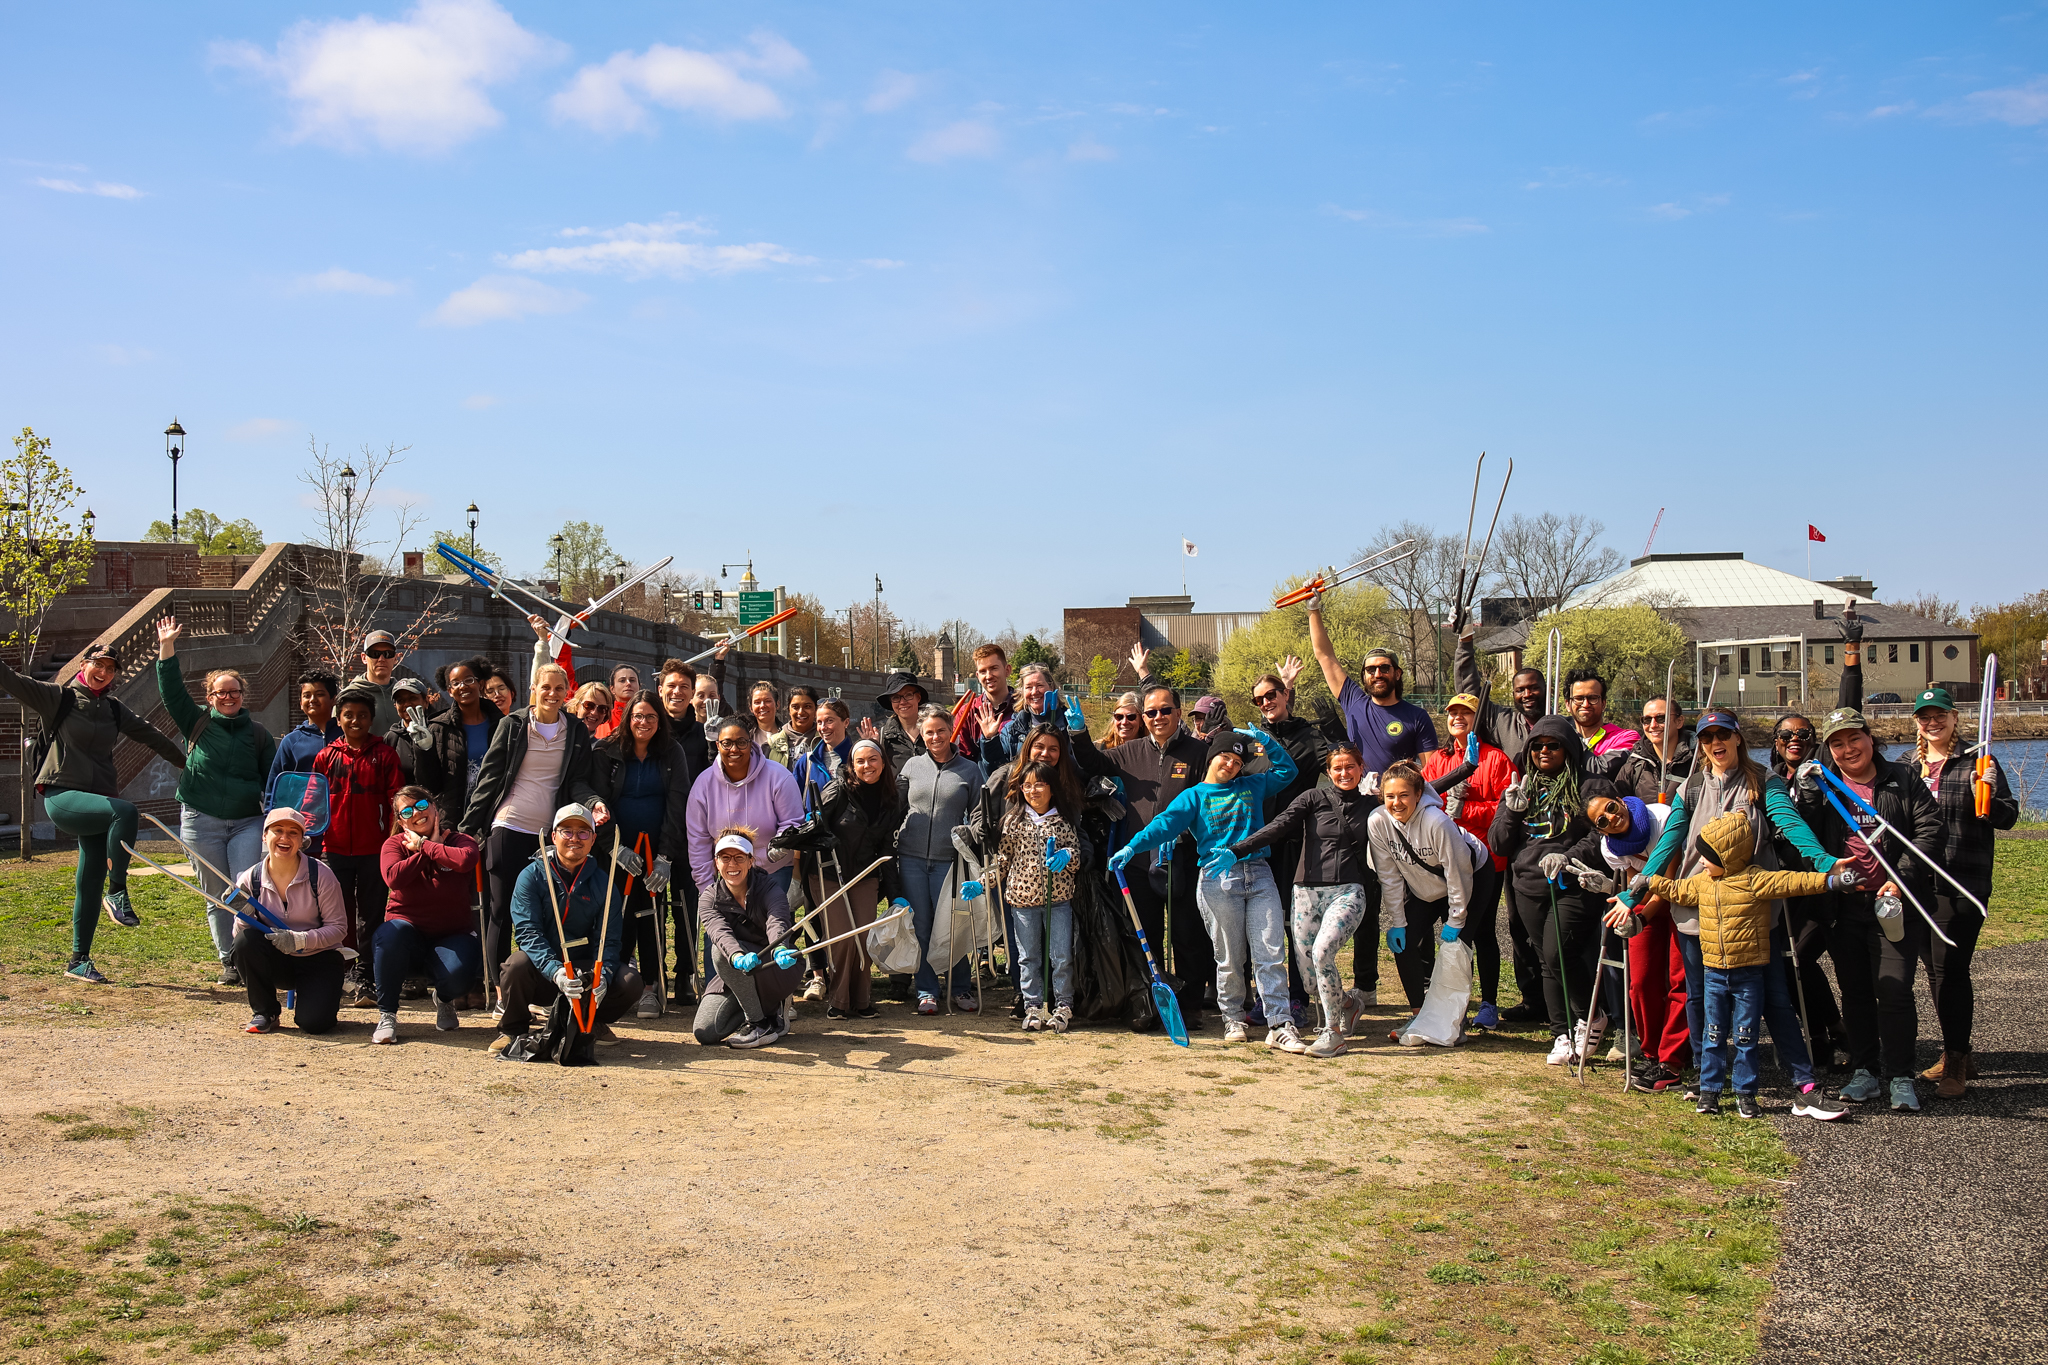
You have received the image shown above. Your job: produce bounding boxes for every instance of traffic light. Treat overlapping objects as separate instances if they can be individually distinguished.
[712,589,724,612]
[692,589,704,612]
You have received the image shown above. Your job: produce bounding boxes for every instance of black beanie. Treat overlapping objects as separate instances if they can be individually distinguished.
[1206,728,1248,772]
[1692,832,1724,868]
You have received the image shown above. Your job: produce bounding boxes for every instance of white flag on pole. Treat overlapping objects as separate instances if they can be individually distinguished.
[1182,538,1197,557]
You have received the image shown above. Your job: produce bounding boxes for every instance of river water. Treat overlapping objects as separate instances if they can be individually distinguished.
[1748,737,2048,817]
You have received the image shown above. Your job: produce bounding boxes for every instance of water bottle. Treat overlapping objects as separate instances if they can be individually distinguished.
[1875,892,1905,943]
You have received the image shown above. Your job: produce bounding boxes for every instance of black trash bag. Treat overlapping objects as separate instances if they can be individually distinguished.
[1096,871,1183,1033]
[1067,873,1138,1024]
[499,1031,554,1063]
[552,994,597,1067]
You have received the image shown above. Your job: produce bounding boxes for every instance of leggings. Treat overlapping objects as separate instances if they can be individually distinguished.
[1291,883,1368,1029]
[1515,879,1603,1037]
[484,827,543,982]
[43,788,138,959]
[1919,892,1985,1054]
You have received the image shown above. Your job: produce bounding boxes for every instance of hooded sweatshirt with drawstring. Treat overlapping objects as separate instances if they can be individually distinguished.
[1637,810,1843,970]
[685,735,804,891]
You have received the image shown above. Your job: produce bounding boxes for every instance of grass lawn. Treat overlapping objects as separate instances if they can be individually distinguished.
[1985,825,2048,950]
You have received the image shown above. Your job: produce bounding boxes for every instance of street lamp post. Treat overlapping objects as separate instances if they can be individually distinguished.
[466,503,479,557]
[338,463,358,552]
[551,534,566,590]
[874,574,883,671]
[164,420,185,542]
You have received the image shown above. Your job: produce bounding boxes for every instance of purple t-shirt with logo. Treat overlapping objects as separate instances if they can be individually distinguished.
[1336,677,1439,773]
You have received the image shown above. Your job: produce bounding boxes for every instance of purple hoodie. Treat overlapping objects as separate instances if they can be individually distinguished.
[687,736,804,890]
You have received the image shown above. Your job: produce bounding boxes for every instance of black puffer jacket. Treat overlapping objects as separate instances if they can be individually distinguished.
[1614,726,1695,804]
[589,734,695,870]
[1488,715,1595,905]
[459,708,602,837]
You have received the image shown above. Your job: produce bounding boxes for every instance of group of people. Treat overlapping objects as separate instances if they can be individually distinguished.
[9,596,2014,1113]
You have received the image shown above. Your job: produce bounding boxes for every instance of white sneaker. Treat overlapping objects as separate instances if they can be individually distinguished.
[1048,1004,1072,1034]
[802,974,826,1003]
[1355,988,1377,1007]
[1340,988,1369,1037]
[1546,1033,1573,1065]
[1222,1019,1248,1043]
[727,1018,785,1050]
[1266,1021,1309,1054]
[372,1012,399,1045]
[1576,1015,1604,1062]
[1021,1004,1044,1032]
[635,986,661,1019]
[1306,1027,1348,1058]
[433,992,460,1032]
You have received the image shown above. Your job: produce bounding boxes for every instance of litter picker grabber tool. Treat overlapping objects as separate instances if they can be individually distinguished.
[766,856,894,954]
[1780,927,1817,1083]
[1273,539,1418,609]
[1576,923,1628,1088]
[122,843,286,935]
[1812,766,1979,929]
[1976,654,1999,819]
[1548,876,1582,1075]
[1115,869,1189,1047]
[1449,454,1513,635]
[1544,629,1563,717]
[1699,661,1721,713]
[537,850,592,1056]
[680,606,802,668]
[435,541,675,639]
[814,904,909,956]
[140,812,274,922]
[476,861,496,1012]
[1656,658,1677,803]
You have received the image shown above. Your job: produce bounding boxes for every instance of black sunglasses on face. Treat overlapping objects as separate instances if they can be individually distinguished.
[1113,713,1139,723]
[1362,664,1395,675]
[1252,690,1281,703]
[1142,707,1176,718]
[366,648,396,660]
[1527,740,1563,753]
[1777,728,1816,744]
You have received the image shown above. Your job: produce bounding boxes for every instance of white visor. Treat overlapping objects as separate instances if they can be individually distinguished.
[714,833,755,858]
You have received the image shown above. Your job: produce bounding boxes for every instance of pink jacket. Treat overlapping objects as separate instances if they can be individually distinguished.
[232,855,348,956]
[686,737,804,891]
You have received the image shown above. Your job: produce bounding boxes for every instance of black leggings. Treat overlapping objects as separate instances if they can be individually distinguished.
[1516,879,1602,1036]
[324,853,387,985]
[484,828,542,981]
[1830,897,1925,1080]
[1389,863,1503,1009]
[1919,892,1985,1054]
[1502,879,1544,1008]
[1786,895,1844,1047]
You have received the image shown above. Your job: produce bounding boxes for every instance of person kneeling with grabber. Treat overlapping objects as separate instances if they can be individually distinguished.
[1629,810,1858,1120]
[233,807,349,1035]
[693,827,803,1050]
[490,803,642,1059]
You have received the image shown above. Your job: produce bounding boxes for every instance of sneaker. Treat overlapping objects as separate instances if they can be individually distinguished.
[244,1015,276,1035]
[65,957,109,985]
[1791,1088,1847,1122]
[1022,1005,1044,1032]
[487,1033,515,1057]
[951,992,980,1013]
[103,889,140,928]
[635,986,661,1020]
[1222,1019,1248,1044]
[1353,988,1377,1008]
[1681,1083,1700,1102]
[434,992,460,1032]
[373,1012,399,1045]
[916,993,939,1016]
[1496,1001,1542,1023]
[1889,1077,1920,1112]
[1632,1060,1684,1092]
[1049,1004,1072,1034]
[1340,988,1368,1037]
[1473,1002,1500,1031]
[853,1004,880,1019]
[1306,1027,1348,1058]
[349,986,378,1009]
[1695,1091,1724,1117]
[826,1006,849,1020]
[217,960,242,987]
[1837,1069,1883,1103]
[1267,1021,1309,1054]
[1735,1093,1762,1120]
[592,1023,620,1047]
[1578,1015,1606,1062]
[802,974,827,1003]
[1546,1033,1573,1066]
[728,1018,784,1050]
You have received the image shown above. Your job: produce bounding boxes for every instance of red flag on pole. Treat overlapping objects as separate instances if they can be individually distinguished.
[1807,525,1826,543]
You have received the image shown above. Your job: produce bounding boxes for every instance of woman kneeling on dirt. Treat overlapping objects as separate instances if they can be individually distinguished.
[232,807,350,1035]
[693,828,802,1050]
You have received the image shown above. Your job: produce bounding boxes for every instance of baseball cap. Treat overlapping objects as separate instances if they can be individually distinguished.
[1363,647,1402,671]
[80,642,119,664]
[1190,695,1228,722]
[1819,707,1869,742]
[263,806,308,832]
[1446,692,1481,713]
[1695,709,1741,738]
[391,676,428,700]
[552,802,595,831]
[1913,687,1955,713]
[362,629,397,651]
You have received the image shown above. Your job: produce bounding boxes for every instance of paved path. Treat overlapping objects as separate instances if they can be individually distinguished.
[1763,938,2048,1364]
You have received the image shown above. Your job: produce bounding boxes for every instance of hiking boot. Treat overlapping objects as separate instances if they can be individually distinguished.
[1340,989,1368,1037]
[802,974,827,1003]
[373,1012,399,1045]
[1837,1069,1883,1103]
[103,890,140,928]
[1222,1019,1248,1044]
[487,1033,515,1057]
[1021,1005,1044,1032]
[728,1018,784,1050]
[1921,1050,1979,1083]
[1791,1086,1846,1122]
[65,957,109,985]
[1049,1004,1072,1034]
[217,959,242,987]
[244,1015,277,1035]
[1694,1091,1724,1117]
[434,992,461,1032]
[1889,1077,1920,1112]
[1735,1093,1763,1120]
[1267,1022,1309,1054]
[1473,1002,1500,1031]
[635,986,661,1020]
[1936,1050,1969,1100]
[1546,1033,1573,1066]
[1306,1027,1348,1058]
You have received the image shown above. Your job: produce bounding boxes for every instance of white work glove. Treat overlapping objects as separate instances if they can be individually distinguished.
[1361,771,1382,797]
[552,966,586,1001]
[264,928,309,954]
[403,705,432,749]
[1503,779,1531,813]
[1627,872,1652,900]
[1537,851,1569,882]
[646,856,671,895]
[614,843,645,879]
[592,974,608,1006]
[1794,760,1824,795]
[1567,859,1615,894]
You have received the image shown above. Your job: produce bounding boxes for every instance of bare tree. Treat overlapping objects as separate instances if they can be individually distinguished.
[1899,590,1965,627]
[1490,512,1625,618]
[296,437,454,679]
[1355,522,1462,690]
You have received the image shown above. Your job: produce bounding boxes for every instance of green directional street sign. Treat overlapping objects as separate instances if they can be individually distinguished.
[737,590,779,626]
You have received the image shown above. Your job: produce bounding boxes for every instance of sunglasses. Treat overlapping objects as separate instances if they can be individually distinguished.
[1592,806,1629,829]
[1640,713,1668,725]
[1142,707,1176,718]
[1527,740,1563,753]
[397,798,432,820]
[1252,690,1282,704]
[1776,728,1816,744]
[1113,712,1139,723]
[1362,664,1395,675]
[366,648,396,660]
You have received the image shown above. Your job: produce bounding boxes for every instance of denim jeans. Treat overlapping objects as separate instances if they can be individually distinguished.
[1196,859,1290,1026]
[370,919,482,1014]
[1762,923,1818,1089]
[1676,929,1705,1072]
[182,809,264,960]
[900,855,972,1000]
[1012,900,1074,1008]
[1700,963,1766,1095]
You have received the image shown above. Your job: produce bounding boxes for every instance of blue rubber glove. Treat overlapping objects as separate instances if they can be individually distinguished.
[1044,837,1073,873]
[1064,693,1087,733]
[731,951,760,973]
[959,880,984,901]
[1385,927,1407,954]
[1107,846,1135,874]
[1465,731,1479,765]
[1201,847,1238,878]
[889,897,911,914]
[1041,687,1060,717]
[1441,923,1461,944]
[772,946,798,970]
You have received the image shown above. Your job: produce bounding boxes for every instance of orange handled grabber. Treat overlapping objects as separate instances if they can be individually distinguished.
[1273,539,1417,609]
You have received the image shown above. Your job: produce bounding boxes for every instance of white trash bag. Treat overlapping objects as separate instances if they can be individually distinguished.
[1398,939,1474,1047]
[867,901,923,976]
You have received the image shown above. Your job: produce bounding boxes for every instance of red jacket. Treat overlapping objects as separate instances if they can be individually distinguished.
[381,829,481,937]
[313,736,404,857]
[1424,741,1516,871]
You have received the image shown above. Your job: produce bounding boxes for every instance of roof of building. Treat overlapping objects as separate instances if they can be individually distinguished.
[1480,600,1973,655]
[1562,552,1871,612]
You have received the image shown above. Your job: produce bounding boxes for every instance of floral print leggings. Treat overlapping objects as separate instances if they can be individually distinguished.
[1291,883,1368,1029]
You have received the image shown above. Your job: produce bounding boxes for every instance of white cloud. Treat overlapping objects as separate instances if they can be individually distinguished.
[210,0,560,155]
[859,258,906,270]
[1645,202,1691,221]
[461,393,499,410]
[864,70,921,113]
[500,219,807,278]
[907,119,999,163]
[427,275,586,326]
[1643,193,1729,222]
[551,32,807,133]
[294,267,400,295]
[1067,136,1116,162]
[1327,207,1487,236]
[1953,76,2048,127]
[1867,102,1917,119]
[35,178,144,199]
[226,418,292,441]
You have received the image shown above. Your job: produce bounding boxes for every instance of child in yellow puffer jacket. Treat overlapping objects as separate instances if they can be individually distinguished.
[1638,809,1862,1117]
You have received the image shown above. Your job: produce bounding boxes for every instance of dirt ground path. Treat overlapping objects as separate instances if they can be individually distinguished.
[1,980,1524,1364]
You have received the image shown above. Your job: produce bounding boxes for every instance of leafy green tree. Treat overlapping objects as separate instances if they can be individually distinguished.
[142,509,265,555]
[547,520,617,601]
[1544,603,1690,701]
[0,428,97,858]
[1012,634,1060,671]
[890,638,921,673]
[428,531,502,575]
[1216,580,1395,717]
[1970,590,2048,685]
[1087,653,1118,697]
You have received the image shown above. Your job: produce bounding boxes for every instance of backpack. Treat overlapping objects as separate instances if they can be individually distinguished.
[28,689,142,784]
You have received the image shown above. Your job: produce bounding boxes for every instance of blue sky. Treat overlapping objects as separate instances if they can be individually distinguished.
[4,2,2043,634]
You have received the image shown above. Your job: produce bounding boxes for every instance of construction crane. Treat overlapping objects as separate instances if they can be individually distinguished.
[1642,506,1665,559]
